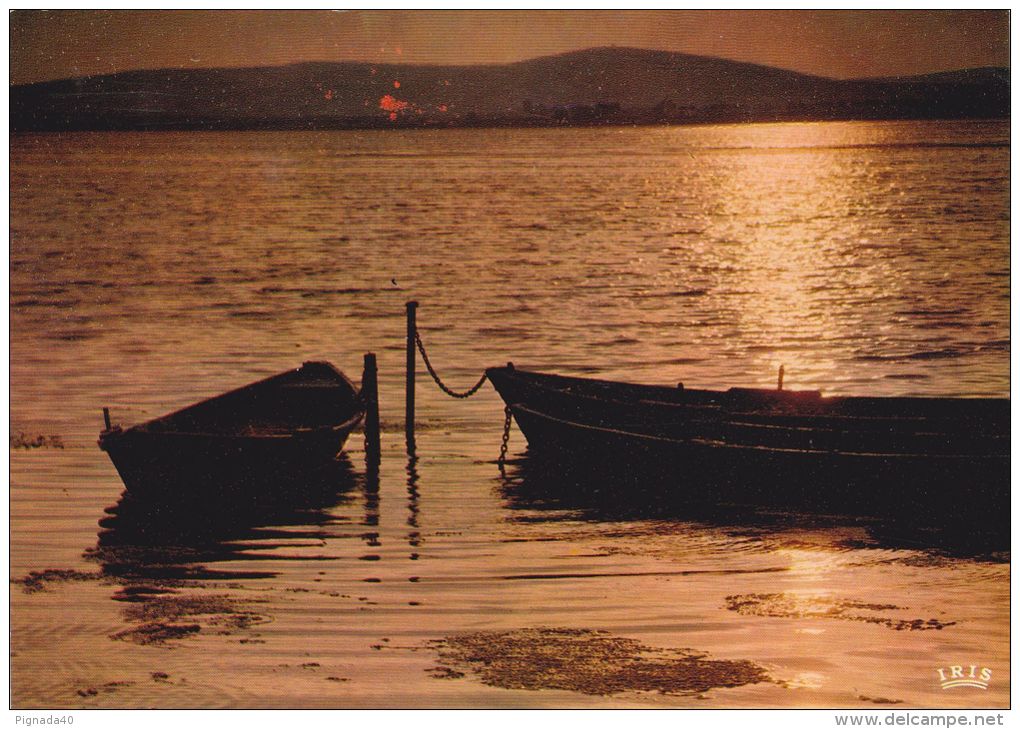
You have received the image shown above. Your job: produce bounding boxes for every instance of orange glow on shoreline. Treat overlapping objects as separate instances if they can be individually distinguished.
[379,94,409,113]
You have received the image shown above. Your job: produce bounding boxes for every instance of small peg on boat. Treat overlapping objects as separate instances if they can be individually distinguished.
[103,407,112,430]
[777,365,785,391]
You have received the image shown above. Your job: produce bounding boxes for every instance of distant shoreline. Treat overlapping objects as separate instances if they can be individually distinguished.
[9,112,1010,134]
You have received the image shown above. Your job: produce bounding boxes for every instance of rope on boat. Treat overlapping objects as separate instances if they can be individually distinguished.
[414,329,488,399]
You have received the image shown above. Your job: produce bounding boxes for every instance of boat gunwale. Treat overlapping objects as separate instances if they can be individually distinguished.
[487,365,1010,415]
[100,409,365,446]
[105,361,361,429]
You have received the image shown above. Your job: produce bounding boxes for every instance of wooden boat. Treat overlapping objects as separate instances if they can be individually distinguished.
[485,364,1009,506]
[99,361,365,500]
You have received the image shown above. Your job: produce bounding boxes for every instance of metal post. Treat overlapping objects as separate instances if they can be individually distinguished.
[362,352,380,466]
[102,407,112,431]
[405,301,418,453]
[778,365,785,391]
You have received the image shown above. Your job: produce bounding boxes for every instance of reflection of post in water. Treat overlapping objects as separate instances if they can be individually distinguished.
[406,454,420,556]
[361,452,381,548]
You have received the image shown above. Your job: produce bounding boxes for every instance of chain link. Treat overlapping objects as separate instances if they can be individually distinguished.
[414,330,488,399]
[498,405,513,470]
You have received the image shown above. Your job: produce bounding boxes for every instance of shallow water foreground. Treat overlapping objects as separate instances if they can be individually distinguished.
[10,425,1009,708]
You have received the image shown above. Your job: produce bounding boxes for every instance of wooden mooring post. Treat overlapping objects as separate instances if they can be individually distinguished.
[362,352,380,466]
[405,301,418,453]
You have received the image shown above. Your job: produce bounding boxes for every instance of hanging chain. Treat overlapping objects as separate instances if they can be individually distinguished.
[498,405,513,471]
[414,330,488,399]
[409,313,507,467]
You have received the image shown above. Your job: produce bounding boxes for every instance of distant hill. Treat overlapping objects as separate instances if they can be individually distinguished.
[10,47,1010,131]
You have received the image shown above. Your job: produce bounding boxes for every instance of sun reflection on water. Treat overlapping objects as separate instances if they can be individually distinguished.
[706,127,894,391]
[633,121,1010,395]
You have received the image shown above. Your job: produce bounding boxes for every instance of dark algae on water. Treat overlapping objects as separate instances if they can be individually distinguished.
[430,628,771,696]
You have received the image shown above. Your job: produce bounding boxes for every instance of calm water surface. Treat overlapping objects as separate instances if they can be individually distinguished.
[9,121,1009,708]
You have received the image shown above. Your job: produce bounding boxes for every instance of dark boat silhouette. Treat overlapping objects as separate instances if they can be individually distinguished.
[486,364,1009,511]
[99,361,364,500]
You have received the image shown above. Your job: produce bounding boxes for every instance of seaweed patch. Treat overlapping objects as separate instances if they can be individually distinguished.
[110,622,201,645]
[111,593,268,645]
[725,593,955,631]
[14,568,101,593]
[859,694,904,704]
[428,627,771,696]
[10,432,64,449]
[76,681,134,698]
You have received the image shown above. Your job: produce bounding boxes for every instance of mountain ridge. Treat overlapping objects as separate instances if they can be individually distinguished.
[10,46,1009,131]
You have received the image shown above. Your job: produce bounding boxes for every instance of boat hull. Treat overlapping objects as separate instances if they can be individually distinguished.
[101,422,360,503]
[509,404,1008,515]
[487,365,1009,513]
[98,361,364,502]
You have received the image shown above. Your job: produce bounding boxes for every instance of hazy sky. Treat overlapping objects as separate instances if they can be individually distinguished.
[9,9,1011,86]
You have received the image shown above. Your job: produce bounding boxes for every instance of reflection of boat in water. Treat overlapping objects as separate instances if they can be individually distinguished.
[486,365,1009,513]
[91,454,363,581]
[498,452,1009,557]
[98,361,365,501]
[87,456,365,649]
